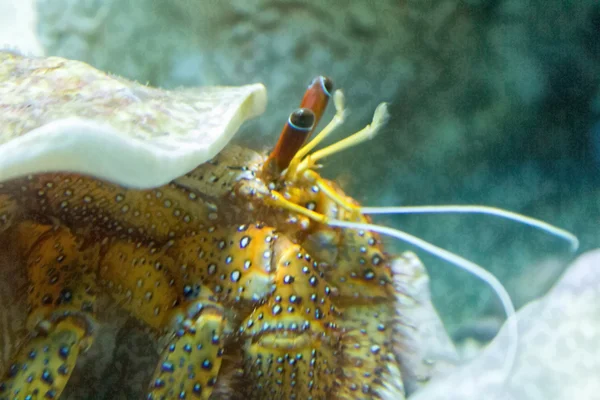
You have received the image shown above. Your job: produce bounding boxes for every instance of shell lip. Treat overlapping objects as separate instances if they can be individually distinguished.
[0,84,267,188]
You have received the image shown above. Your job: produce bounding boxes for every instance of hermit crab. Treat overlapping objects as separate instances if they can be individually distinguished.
[0,51,576,400]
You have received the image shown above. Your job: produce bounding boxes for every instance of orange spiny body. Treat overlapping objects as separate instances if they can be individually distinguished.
[0,82,404,399]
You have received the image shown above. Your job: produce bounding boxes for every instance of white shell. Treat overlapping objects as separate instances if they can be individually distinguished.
[410,249,600,400]
[0,51,267,188]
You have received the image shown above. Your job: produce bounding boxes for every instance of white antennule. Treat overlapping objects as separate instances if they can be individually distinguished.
[327,218,519,382]
[360,205,579,251]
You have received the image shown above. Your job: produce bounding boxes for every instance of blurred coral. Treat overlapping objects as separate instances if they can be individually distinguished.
[410,249,600,400]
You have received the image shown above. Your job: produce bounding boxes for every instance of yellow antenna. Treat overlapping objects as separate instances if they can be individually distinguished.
[285,90,346,179]
[293,102,389,176]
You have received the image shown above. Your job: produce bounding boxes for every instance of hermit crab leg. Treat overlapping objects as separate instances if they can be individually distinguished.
[148,299,226,400]
[99,240,228,400]
[99,241,182,332]
[0,223,98,400]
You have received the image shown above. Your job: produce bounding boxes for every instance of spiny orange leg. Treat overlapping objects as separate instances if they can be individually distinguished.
[99,239,229,399]
[148,294,226,400]
[0,223,99,400]
[98,223,287,399]
[238,237,340,399]
[99,240,180,331]
[167,224,282,305]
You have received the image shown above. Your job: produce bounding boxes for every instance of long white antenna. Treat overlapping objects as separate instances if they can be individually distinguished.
[360,205,579,251]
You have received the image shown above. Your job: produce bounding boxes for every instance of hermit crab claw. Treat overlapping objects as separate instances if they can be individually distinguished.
[0,52,267,189]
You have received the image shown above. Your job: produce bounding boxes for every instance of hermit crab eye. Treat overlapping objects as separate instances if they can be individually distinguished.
[264,77,334,176]
[288,108,315,131]
[317,76,333,97]
[265,108,316,174]
[301,76,333,130]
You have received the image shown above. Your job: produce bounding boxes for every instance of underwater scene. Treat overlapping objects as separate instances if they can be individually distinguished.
[0,0,598,399]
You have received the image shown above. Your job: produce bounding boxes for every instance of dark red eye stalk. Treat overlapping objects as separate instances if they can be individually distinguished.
[265,108,316,174]
[300,76,333,133]
[264,76,332,176]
